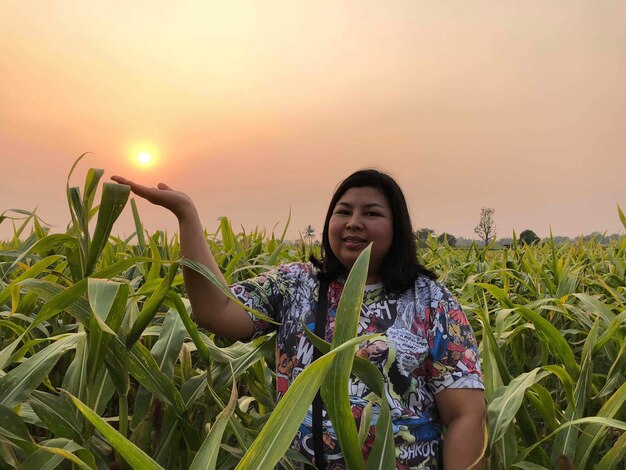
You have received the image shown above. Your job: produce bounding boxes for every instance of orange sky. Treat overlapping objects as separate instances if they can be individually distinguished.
[1,1,625,241]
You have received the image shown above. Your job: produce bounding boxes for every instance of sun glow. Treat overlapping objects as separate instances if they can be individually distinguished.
[130,144,159,168]
[138,152,152,165]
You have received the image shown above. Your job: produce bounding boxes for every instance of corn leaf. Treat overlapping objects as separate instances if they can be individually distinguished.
[320,246,370,469]
[488,368,548,446]
[130,198,146,252]
[551,317,598,465]
[18,437,96,470]
[617,204,626,230]
[126,262,178,348]
[0,405,37,454]
[85,182,130,276]
[573,380,626,467]
[0,334,82,408]
[236,335,378,470]
[28,391,82,442]
[189,375,238,470]
[595,430,626,470]
[65,392,164,470]
[515,306,579,378]
[180,257,278,325]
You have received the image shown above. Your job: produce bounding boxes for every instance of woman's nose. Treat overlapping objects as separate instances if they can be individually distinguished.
[346,214,364,230]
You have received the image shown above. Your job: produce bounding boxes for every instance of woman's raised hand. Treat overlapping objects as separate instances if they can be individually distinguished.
[110,176,195,220]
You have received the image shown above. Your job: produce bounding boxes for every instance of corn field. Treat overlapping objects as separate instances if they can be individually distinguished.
[0,163,625,469]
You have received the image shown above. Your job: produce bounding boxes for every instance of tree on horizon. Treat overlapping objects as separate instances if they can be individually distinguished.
[302,224,316,244]
[437,232,457,247]
[474,207,496,246]
[520,229,540,245]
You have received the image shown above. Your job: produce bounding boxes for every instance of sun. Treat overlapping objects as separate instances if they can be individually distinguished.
[137,151,152,166]
[129,144,159,168]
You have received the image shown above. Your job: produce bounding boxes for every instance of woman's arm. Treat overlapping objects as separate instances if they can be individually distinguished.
[111,176,254,339]
[435,388,486,469]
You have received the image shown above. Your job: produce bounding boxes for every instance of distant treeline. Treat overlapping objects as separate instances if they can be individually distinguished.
[414,228,624,248]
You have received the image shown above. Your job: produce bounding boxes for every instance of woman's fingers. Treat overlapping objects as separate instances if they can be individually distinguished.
[110,176,155,199]
[110,175,132,185]
[110,176,192,216]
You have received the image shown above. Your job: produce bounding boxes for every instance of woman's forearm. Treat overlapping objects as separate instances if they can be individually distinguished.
[177,207,254,339]
[108,175,254,339]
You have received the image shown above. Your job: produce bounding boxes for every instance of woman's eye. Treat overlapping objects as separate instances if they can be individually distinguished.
[366,211,381,217]
[334,209,350,215]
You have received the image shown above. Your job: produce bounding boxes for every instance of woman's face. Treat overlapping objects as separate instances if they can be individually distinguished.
[328,186,393,283]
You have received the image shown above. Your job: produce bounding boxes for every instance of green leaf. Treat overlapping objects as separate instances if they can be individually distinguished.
[0,405,37,454]
[515,417,626,464]
[236,335,377,470]
[488,368,547,446]
[91,367,116,416]
[572,293,616,325]
[85,182,131,276]
[573,380,626,467]
[551,317,598,465]
[88,278,123,323]
[21,257,164,334]
[526,384,558,432]
[0,255,63,307]
[20,279,91,332]
[179,258,279,325]
[7,234,81,279]
[127,262,178,348]
[151,309,185,377]
[28,391,82,441]
[131,198,146,252]
[62,334,89,403]
[515,306,579,378]
[542,365,575,409]
[145,232,163,282]
[595,430,626,470]
[189,375,238,470]
[511,463,550,470]
[18,437,96,470]
[475,282,515,308]
[594,310,626,352]
[0,334,26,371]
[67,186,85,237]
[166,291,212,370]
[474,306,510,402]
[617,204,626,230]
[210,337,274,391]
[82,168,104,216]
[361,375,395,469]
[65,392,164,470]
[104,341,130,396]
[109,339,186,415]
[180,373,208,410]
[0,334,82,408]
[87,278,129,383]
[218,217,240,253]
[321,245,372,470]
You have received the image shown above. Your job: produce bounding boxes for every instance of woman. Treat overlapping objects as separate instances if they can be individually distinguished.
[111,169,485,469]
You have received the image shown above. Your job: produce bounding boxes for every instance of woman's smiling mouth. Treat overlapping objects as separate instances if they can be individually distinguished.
[343,236,367,248]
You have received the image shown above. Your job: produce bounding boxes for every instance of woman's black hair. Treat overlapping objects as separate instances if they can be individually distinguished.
[310,169,436,293]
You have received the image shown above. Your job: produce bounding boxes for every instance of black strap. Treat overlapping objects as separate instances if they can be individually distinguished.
[312,277,329,470]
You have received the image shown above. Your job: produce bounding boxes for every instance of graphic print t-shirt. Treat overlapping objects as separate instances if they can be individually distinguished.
[230,262,483,469]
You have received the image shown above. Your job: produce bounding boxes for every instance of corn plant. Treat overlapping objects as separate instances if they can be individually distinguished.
[0,159,624,469]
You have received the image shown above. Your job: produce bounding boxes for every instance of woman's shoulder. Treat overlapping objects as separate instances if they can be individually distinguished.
[275,261,316,276]
[268,261,318,286]
[412,274,457,305]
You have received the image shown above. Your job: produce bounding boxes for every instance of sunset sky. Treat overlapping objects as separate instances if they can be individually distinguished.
[1,1,625,242]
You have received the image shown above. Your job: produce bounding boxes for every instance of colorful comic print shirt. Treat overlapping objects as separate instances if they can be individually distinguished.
[230,262,483,469]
